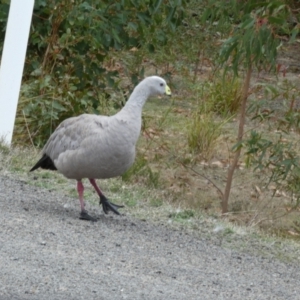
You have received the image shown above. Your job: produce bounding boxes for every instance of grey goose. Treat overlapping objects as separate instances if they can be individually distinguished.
[30,76,172,221]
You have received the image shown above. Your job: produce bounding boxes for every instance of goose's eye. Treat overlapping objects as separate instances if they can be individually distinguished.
[160,83,164,87]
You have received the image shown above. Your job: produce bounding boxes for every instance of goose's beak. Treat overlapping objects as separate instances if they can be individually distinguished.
[165,85,172,96]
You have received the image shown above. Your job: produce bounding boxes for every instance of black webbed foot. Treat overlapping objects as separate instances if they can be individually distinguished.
[100,194,124,215]
[80,210,97,222]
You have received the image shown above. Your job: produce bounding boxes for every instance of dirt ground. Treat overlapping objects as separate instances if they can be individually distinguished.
[1,175,300,300]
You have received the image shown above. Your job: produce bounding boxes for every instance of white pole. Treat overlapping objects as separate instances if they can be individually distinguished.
[0,0,34,145]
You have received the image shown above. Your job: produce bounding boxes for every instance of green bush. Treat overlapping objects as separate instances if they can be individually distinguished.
[0,0,188,145]
[205,76,243,116]
[187,109,226,159]
[122,156,161,188]
[187,76,238,159]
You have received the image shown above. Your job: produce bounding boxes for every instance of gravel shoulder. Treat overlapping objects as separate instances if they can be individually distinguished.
[1,175,300,300]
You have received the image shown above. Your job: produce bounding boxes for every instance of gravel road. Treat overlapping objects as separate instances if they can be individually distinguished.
[0,175,300,300]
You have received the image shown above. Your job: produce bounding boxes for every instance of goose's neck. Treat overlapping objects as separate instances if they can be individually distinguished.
[123,83,150,112]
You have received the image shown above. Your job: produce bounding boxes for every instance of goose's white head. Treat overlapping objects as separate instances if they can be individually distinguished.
[143,76,172,97]
[125,76,172,109]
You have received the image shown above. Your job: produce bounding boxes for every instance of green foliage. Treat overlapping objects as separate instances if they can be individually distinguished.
[16,76,111,146]
[26,0,187,79]
[244,130,300,203]
[187,76,240,161]
[169,209,194,220]
[0,0,188,145]
[0,137,9,155]
[150,197,163,207]
[187,83,231,159]
[202,0,298,74]
[0,1,9,45]
[242,79,300,210]
[171,0,232,70]
[281,110,300,132]
[205,76,243,116]
[122,156,161,188]
[187,111,226,159]
[125,197,138,208]
[275,81,300,132]
[249,80,300,132]
[122,156,148,182]
[199,0,299,214]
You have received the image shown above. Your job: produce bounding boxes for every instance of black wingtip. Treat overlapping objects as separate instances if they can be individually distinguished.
[30,154,57,172]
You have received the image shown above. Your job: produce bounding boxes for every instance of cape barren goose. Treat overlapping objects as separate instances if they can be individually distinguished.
[30,76,172,221]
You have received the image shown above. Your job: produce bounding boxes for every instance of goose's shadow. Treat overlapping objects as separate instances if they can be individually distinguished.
[22,190,135,226]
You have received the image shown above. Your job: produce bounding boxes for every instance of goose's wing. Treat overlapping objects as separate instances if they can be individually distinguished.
[43,114,109,161]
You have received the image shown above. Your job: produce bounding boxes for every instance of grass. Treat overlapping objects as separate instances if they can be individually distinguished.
[187,111,227,159]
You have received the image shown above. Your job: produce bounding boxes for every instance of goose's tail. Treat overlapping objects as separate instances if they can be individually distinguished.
[30,154,57,172]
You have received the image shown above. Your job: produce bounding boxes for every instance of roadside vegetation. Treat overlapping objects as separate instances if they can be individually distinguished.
[1,0,300,239]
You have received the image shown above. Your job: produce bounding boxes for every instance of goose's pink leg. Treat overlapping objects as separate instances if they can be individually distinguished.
[89,179,123,215]
[77,181,85,211]
[89,179,104,196]
[77,180,96,221]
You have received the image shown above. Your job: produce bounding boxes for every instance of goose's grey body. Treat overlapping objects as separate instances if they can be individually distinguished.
[44,112,139,180]
[30,76,171,220]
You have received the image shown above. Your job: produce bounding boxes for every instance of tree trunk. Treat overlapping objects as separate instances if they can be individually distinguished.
[222,65,252,214]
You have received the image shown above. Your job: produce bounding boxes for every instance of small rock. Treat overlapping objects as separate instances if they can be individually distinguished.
[213,225,225,233]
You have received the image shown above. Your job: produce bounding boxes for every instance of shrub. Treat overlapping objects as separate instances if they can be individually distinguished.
[206,76,243,116]
[0,0,188,145]
[187,109,226,160]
